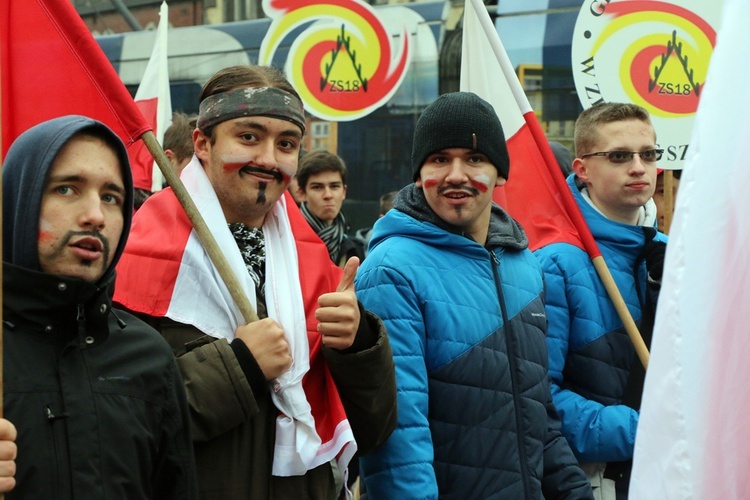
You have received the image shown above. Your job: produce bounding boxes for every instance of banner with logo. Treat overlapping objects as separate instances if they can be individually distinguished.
[259,0,431,122]
[572,0,723,169]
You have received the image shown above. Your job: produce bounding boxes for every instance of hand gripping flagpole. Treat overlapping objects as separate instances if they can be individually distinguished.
[141,131,260,324]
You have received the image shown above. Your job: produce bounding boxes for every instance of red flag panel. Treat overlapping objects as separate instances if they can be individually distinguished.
[0,0,151,157]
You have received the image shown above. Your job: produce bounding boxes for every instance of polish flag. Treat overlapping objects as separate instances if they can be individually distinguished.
[128,1,172,192]
[1,0,150,158]
[630,0,750,497]
[114,158,356,478]
[460,0,598,256]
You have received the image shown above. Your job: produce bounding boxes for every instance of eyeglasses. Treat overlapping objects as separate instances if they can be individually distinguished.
[580,149,664,164]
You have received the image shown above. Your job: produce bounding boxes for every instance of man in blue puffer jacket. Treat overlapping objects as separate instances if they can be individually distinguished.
[534,103,668,499]
[356,92,592,499]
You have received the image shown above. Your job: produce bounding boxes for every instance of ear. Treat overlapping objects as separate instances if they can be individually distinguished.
[495,176,507,187]
[342,184,347,200]
[415,177,423,189]
[572,157,589,184]
[193,128,210,161]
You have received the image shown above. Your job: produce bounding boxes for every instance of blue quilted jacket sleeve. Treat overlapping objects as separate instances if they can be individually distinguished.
[356,263,438,500]
[538,246,639,463]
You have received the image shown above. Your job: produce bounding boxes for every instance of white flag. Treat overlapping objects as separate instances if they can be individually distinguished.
[630,0,750,497]
[129,1,171,193]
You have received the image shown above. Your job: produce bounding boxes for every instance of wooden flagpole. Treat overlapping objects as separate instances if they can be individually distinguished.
[140,131,259,324]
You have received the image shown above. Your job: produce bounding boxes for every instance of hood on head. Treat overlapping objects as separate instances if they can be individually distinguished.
[2,115,133,284]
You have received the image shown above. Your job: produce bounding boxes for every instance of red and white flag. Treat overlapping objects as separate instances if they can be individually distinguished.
[128,1,172,192]
[0,0,149,158]
[114,158,356,478]
[630,0,750,497]
[460,0,598,255]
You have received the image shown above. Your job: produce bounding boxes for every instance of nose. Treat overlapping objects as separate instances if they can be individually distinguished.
[445,158,469,184]
[323,186,333,199]
[628,155,647,175]
[254,139,277,168]
[79,195,106,230]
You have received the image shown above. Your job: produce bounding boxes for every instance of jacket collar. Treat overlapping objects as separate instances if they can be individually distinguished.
[3,262,114,344]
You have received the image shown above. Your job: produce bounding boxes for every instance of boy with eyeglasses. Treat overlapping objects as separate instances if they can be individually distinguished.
[534,102,668,500]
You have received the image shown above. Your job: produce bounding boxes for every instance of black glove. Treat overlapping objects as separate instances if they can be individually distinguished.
[642,227,666,281]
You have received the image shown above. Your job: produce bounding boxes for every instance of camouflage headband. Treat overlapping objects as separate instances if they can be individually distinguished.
[197,86,306,134]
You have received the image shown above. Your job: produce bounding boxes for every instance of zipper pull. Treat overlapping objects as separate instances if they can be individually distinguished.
[46,405,69,422]
[76,303,87,339]
[490,250,500,266]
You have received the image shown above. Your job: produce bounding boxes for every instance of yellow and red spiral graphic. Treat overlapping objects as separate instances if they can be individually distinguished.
[590,0,715,117]
[260,0,411,121]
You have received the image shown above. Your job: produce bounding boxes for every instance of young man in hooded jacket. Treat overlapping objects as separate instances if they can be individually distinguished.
[355,92,592,499]
[534,103,668,499]
[2,115,197,498]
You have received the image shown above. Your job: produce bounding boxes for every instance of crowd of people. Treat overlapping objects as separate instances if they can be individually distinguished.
[1,63,673,500]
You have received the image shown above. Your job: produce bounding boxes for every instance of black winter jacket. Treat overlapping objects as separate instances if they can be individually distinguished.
[3,264,196,499]
[2,115,197,498]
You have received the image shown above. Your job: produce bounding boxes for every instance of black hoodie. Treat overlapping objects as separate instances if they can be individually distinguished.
[2,116,197,499]
[3,115,133,278]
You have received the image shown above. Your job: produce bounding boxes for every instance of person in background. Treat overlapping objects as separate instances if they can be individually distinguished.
[549,140,574,178]
[286,175,305,206]
[164,111,199,177]
[356,91,592,499]
[535,102,668,499]
[2,115,197,498]
[114,65,397,500]
[296,150,365,266]
[652,168,681,234]
[353,190,397,256]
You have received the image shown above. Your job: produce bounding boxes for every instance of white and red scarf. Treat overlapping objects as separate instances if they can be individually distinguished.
[114,157,356,477]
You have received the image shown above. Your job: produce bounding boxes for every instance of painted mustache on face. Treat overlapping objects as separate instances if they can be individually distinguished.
[239,165,285,183]
[52,230,112,269]
[422,173,492,195]
[437,185,481,196]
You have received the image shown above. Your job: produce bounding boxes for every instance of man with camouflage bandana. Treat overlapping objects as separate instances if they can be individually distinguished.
[114,65,397,500]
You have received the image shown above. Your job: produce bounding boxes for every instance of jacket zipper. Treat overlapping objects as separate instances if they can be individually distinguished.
[490,250,532,496]
[76,303,86,339]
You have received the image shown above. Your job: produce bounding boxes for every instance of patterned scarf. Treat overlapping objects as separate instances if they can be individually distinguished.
[228,222,266,303]
[299,202,347,263]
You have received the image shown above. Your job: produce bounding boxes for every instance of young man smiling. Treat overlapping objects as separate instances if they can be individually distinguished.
[296,150,364,266]
[355,92,591,499]
[2,115,197,498]
[114,65,397,499]
[534,102,668,499]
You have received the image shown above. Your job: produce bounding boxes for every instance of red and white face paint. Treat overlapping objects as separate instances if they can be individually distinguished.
[415,147,504,244]
[195,115,303,227]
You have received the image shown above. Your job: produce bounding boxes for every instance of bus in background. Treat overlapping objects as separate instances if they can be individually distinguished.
[95,0,582,230]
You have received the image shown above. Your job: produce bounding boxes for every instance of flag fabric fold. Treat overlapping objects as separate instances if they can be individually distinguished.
[0,0,150,157]
[129,1,172,192]
[630,0,750,497]
[460,0,598,256]
[114,157,356,478]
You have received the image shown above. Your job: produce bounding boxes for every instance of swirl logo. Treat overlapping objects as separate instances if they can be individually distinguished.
[572,0,722,167]
[259,0,411,121]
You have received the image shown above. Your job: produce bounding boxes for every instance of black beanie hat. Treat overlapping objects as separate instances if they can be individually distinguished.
[412,92,510,181]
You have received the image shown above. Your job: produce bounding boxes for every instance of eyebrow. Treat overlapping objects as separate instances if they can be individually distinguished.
[48,174,126,196]
[310,181,342,186]
[229,118,303,140]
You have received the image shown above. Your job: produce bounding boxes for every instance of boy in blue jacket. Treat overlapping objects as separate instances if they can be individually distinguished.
[356,92,592,499]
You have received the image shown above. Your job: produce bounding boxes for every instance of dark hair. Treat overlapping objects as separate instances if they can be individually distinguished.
[296,150,347,191]
[163,112,197,162]
[199,65,302,140]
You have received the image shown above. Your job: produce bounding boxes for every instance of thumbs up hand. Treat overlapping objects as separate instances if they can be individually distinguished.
[316,257,361,350]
